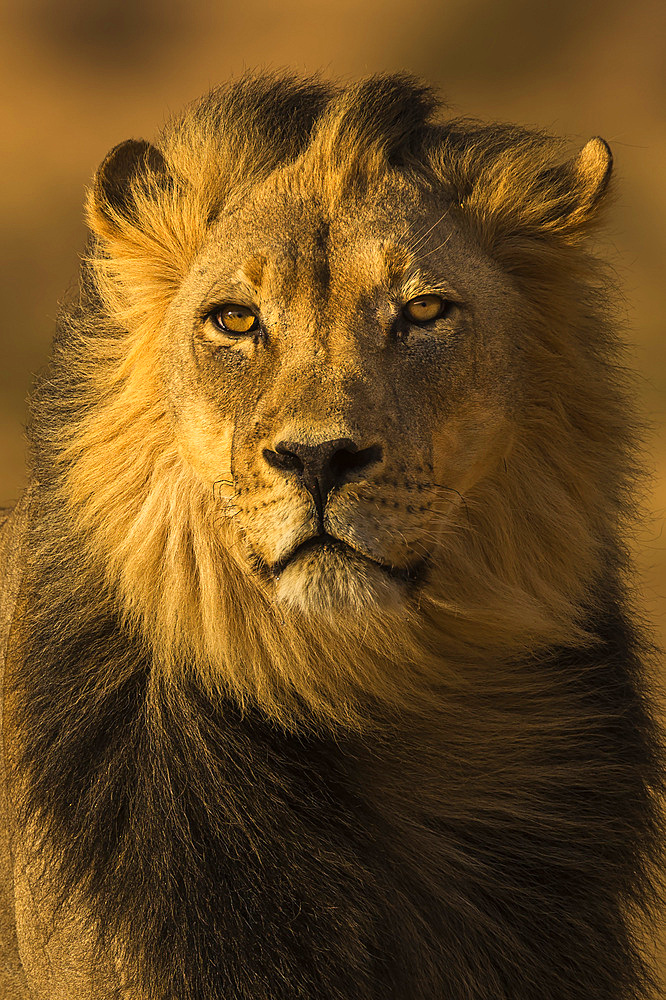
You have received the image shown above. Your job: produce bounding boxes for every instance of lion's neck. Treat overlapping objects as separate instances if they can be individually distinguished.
[10,514,662,1000]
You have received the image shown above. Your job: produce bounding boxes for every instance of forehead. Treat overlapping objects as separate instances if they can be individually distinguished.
[203,170,452,289]
[229,165,432,243]
[185,164,504,314]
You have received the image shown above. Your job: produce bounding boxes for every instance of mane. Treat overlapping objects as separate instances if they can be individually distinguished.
[25,72,639,729]
[11,546,665,997]
[11,71,666,1000]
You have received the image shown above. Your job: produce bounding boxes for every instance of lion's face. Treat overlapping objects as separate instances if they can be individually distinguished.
[167,168,516,617]
[64,75,616,720]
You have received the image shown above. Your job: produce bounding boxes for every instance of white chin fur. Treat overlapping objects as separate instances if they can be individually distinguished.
[273,544,405,618]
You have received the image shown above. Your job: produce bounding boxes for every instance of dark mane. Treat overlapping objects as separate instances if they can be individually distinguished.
[166,72,337,174]
[9,485,665,998]
[5,71,665,1000]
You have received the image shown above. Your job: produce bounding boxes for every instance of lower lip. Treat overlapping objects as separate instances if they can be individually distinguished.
[272,535,423,584]
[273,535,350,575]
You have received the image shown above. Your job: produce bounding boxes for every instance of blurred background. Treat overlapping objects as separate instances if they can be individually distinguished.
[0,0,664,957]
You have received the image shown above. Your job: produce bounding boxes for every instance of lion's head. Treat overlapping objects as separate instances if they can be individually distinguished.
[164,131,518,619]
[36,74,627,728]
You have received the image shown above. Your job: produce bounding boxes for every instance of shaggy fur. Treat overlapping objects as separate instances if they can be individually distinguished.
[0,72,663,999]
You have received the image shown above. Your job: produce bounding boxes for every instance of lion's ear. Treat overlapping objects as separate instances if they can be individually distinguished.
[538,137,613,228]
[87,139,170,241]
[452,132,613,248]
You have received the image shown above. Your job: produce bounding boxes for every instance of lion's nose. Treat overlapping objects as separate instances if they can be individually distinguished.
[263,438,382,519]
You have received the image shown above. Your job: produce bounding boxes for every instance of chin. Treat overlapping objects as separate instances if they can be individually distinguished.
[272,541,407,619]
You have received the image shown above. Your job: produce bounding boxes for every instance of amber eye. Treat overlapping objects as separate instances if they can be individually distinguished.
[210,304,259,335]
[403,294,446,324]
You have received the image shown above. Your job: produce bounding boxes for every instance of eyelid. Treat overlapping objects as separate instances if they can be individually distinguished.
[198,292,259,321]
[401,288,462,305]
[202,302,256,319]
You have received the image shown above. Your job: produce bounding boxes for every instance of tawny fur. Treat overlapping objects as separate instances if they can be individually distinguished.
[55,80,628,727]
[0,73,663,1000]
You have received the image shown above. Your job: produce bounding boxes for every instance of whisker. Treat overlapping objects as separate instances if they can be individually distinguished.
[413,232,453,261]
[400,218,434,255]
[417,484,471,524]
[213,508,241,522]
[405,205,452,256]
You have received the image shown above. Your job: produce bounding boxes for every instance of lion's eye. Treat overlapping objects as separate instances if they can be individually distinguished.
[210,304,259,335]
[403,294,446,324]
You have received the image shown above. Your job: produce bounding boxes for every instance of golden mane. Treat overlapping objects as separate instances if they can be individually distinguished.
[9,72,663,1000]
[30,73,636,731]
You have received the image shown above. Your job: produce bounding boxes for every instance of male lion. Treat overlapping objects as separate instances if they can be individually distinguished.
[0,73,663,1000]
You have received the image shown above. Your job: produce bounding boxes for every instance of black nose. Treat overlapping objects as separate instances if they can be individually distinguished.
[263,438,382,519]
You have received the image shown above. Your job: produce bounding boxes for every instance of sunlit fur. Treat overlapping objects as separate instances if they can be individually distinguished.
[6,73,664,999]
[31,76,634,731]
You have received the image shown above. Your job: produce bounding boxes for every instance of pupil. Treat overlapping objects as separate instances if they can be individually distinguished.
[219,306,255,331]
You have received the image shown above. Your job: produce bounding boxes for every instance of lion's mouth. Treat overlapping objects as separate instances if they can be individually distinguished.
[270,532,424,583]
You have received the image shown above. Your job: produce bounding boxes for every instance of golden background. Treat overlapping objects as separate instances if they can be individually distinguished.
[1,0,664,963]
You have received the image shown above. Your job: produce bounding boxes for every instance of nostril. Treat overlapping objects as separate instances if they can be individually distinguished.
[263,446,304,474]
[329,444,383,480]
[263,438,383,500]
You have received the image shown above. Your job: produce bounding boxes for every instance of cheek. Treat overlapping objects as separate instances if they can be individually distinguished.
[168,337,260,496]
[174,393,236,496]
[432,405,514,493]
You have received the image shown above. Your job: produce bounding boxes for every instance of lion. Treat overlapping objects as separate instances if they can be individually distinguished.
[0,72,663,999]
